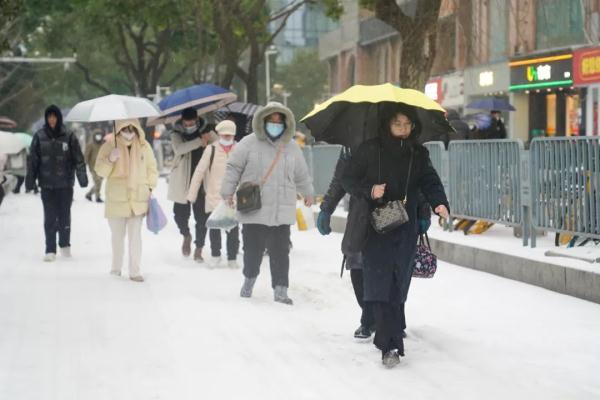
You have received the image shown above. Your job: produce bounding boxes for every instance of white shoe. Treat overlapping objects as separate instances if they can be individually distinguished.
[227,259,239,269]
[208,256,221,268]
[60,247,72,258]
[110,270,121,277]
[129,275,144,282]
[43,253,56,262]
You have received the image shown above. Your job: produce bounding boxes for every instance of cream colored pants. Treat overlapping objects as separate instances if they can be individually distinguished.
[108,215,144,277]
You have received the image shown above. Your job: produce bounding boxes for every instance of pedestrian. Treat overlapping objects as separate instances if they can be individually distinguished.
[446,109,470,141]
[84,128,105,202]
[343,103,449,368]
[221,102,314,305]
[25,105,88,262]
[318,148,433,340]
[487,110,507,139]
[186,119,240,268]
[94,119,158,282]
[167,107,216,262]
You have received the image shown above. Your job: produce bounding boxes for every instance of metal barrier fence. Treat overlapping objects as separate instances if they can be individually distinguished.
[424,141,449,191]
[303,144,342,197]
[530,137,600,241]
[448,140,524,236]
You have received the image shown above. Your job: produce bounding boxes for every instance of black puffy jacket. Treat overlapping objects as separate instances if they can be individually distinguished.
[26,106,88,190]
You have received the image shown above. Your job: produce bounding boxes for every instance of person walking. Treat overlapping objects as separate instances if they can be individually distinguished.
[95,119,158,282]
[25,105,88,261]
[84,128,105,202]
[487,110,507,139]
[187,119,240,268]
[167,107,215,262]
[343,104,449,368]
[221,102,314,305]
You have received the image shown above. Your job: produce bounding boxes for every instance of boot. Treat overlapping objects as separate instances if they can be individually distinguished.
[43,253,56,262]
[193,247,204,263]
[382,350,400,368]
[354,325,373,339]
[96,195,104,203]
[240,277,257,298]
[182,234,192,257]
[85,193,93,202]
[130,275,144,282]
[227,259,239,269]
[60,247,72,258]
[208,256,221,268]
[274,286,293,305]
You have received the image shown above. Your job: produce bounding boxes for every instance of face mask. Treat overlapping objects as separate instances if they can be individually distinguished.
[265,122,285,138]
[219,138,234,146]
[94,134,103,142]
[184,124,197,134]
[121,130,135,141]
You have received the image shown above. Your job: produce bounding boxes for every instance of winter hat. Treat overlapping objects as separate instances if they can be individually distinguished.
[44,104,63,133]
[181,107,198,121]
[215,120,236,136]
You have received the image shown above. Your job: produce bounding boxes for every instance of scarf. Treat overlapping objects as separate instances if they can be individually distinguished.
[111,134,142,191]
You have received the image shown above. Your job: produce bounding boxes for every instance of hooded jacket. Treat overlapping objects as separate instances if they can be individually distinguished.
[220,102,314,226]
[26,105,88,190]
[167,117,217,204]
[95,119,158,218]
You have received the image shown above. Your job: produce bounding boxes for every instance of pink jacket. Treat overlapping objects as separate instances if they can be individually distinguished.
[186,143,233,213]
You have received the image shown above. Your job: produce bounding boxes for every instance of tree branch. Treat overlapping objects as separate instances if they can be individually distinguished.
[74,62,112,94]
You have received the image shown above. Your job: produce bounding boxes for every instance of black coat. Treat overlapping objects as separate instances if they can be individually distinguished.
[26,119,88,190]
[342,136,448,305]
[487,118,507,139]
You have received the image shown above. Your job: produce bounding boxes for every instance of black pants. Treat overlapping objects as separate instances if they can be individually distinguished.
[41,187,73,254]
[350,269,375,328]
[173,199,209,247]
[372,301,406,356]
[209,226,240,259]
[242,224,290,288]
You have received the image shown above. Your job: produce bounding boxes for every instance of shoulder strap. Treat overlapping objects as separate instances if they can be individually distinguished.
[260,143,285,186]
[402,150,413,204]
[208,145,216,171]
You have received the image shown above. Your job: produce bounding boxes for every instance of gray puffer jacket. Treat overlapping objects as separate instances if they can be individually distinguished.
[220,102,314,226]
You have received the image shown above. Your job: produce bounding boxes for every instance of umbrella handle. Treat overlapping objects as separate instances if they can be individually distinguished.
[113,120,117,148]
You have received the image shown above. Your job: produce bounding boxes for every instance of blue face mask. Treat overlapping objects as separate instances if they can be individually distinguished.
[265,122,285,138]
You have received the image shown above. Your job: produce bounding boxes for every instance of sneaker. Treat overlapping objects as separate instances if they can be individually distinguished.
[274,286,293,305]
[354,325,373,339]
[182,234,192,257]
[60,247,72,258]
[208,256,221,268]
[85,193,93,202]
[43,253,56,262]
[193,247,204,263]
[110,270,121,277]
[240,277,257,298]
[382,350,400,368]
[129,276,144,282]
[227,259,239,269]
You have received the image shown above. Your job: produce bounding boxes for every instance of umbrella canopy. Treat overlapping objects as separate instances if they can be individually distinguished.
[0,117,17,129]
[148,84,237,126]
[13,132,33,148]
[216,101,260,117]
[466,98,515,111]
[65,95,161,122]
[0,131,27,155]
[301,83,449,149]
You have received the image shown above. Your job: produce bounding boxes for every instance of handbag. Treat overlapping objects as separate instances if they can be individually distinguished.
[146,195,167,234]
[412,233,437,278]
[236,143,284,213]
[370,148,413,234]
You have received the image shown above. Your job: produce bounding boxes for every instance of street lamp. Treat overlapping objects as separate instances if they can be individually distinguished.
[265,45,278,102]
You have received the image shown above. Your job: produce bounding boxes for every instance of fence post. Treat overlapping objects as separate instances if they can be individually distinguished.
[520,150,534,247]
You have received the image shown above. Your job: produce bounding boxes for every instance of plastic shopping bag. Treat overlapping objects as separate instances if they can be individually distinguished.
[146,196,167,234]
[206,201,238,231]
[296,203,315,231]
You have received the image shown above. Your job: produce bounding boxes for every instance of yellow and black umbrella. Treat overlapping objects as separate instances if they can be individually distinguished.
[301,83,452,149]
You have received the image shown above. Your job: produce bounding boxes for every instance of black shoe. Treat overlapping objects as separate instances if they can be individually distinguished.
[96,197,104,203]
[85,193,93,202]
[354,325,373,339]
[382,350,400,368]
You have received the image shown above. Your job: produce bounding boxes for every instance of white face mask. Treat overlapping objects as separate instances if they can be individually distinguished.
[121,130,135,141]
[219,137,234,146]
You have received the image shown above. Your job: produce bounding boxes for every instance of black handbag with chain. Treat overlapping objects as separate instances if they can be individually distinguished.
[370,147,413,234]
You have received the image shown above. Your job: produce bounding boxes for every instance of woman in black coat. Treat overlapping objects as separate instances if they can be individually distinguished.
[342,103,449,368]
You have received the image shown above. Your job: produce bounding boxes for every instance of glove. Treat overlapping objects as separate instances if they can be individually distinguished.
[418,218,431,235]
[317,210,332,235]
[108,148,120,163]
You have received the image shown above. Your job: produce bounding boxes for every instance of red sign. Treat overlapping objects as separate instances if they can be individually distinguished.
[574,47,600,85]
[424,77,443,103]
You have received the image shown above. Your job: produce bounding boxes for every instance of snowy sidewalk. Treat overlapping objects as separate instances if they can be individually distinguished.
[1,181,600,400]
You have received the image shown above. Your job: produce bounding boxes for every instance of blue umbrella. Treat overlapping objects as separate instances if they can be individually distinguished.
[466,98,515,111]
[148,83,237,126]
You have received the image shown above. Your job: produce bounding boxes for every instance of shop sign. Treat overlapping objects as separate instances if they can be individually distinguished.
[479,71,494,87]
[574,47,600,85]
[510,53,573,91]
[425,77,443,102]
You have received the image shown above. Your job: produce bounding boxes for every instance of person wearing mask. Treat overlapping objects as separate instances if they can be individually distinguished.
[343,104,449,368]
[187,120,240,268]
[221,102,314,305]
[26,105,88,262]
[84,128,105,202]
[167,107,216,262]
[95,119,157,282]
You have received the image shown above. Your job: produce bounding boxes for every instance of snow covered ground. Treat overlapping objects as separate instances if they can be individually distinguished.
[1,180,600,400]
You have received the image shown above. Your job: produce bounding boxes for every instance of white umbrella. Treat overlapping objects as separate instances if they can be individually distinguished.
[0,131,27,155]
[64,94,161,122]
